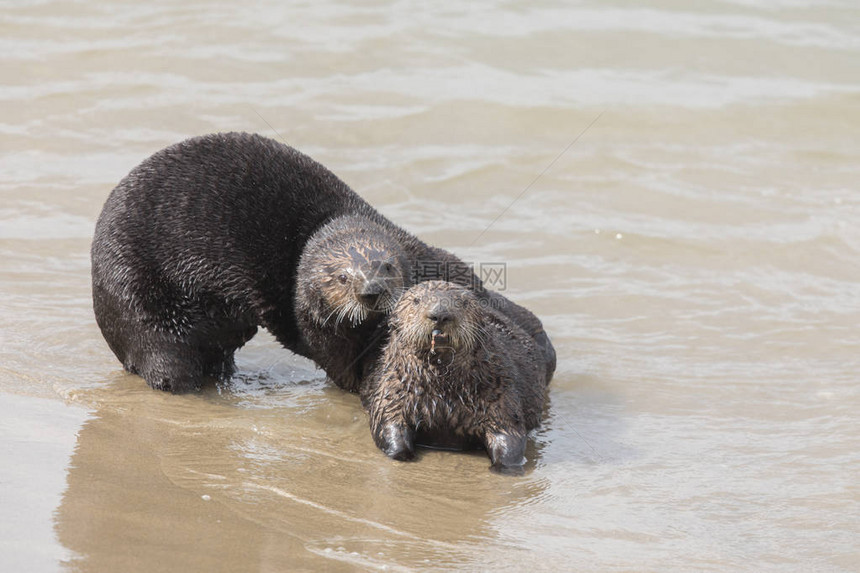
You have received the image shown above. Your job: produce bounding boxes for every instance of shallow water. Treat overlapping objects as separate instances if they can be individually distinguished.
[1,0,859,571]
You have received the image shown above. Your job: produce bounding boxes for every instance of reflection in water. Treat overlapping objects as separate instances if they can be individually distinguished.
[56,372,552,571]
[0,393,88,572]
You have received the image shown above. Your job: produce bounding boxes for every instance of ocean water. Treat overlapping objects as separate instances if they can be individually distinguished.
[1,1,858,571]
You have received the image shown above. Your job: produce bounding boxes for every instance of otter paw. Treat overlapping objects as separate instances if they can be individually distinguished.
[485,431,527,472]
[379,423,415,462]
[387,445,416,462]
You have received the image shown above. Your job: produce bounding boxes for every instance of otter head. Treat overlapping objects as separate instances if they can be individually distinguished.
[390,281,484,362]
[298,216,408,328]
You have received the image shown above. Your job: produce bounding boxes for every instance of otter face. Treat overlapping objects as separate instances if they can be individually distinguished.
[314,241,406,327]
[298,215,410,328]
[392,281,484,356]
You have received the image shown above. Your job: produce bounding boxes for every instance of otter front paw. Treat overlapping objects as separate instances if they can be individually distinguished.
[485,431,526,475]
[377,423,415,461]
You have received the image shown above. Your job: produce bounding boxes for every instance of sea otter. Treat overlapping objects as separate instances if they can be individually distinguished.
[293,215,409,392]
[91,132,482,392]
[361,281,552,474]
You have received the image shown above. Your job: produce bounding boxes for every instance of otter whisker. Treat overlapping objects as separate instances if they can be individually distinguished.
[380,287,405,314]
[346,303,358,326]
[345,300,369,326]
[460,322,483,350]
[400,320,430,351]
[334,303,352,327]
[321,303,341,326]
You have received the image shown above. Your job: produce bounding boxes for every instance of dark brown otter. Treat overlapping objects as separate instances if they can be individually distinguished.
[293,217,557,393]
[91,132,483,393]
[293,215,409,392]
[361,281,551,474]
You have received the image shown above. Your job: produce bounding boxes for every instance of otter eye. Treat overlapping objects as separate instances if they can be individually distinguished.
[338,274,348,284]
[383,262,394,272]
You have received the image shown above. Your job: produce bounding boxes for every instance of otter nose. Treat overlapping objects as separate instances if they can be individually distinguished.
[358,292,380,307]
[426,307,453,325]
[358,281,385,307]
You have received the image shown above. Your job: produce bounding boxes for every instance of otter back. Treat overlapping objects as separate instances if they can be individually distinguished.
[91,132,488,392]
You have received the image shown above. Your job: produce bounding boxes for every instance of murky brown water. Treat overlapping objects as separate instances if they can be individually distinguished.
[2,1,859,571]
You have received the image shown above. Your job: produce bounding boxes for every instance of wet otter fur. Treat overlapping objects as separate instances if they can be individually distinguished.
[294,216,408,392]
[361,281,551,474]
[292,219,557,393]
[91,132,483,392]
